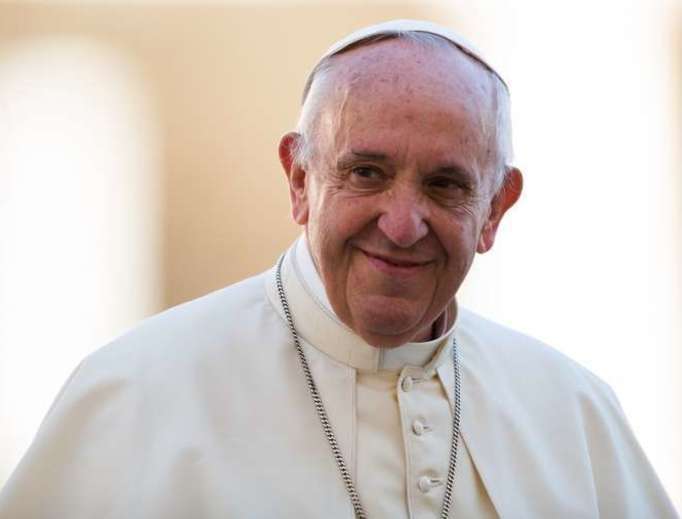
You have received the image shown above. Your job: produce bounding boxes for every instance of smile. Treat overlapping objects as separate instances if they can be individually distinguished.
[360,249,431,276]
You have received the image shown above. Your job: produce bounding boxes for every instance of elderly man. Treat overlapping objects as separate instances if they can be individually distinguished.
[0,19,677,519]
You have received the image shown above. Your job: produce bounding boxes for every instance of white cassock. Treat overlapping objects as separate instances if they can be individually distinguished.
[0,237,677,518]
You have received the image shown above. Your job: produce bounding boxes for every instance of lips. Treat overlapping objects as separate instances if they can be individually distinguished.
[361,249,431,275]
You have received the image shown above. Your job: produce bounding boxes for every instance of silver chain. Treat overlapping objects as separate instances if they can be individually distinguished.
[276,254,462,519]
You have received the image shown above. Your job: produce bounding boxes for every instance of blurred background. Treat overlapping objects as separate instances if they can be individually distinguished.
[0,0,680,509]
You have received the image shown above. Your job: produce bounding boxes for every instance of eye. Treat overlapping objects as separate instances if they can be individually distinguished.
[428,176,467,191]
[351,166,382,180]
[426,175,473,205]
[348,166,385,188]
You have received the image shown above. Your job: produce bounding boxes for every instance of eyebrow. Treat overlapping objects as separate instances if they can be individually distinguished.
[430,165,475,183]
[336,150,389,169]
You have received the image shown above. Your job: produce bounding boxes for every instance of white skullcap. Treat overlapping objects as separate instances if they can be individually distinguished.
[304,18,508,98]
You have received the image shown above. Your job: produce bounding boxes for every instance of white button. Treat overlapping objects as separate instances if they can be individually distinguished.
[418,476,432,493]
[417,476,443,493]
[412,420,425,436]
[401,376,414,392]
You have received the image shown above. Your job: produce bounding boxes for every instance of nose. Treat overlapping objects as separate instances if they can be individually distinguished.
[376,186,429,248]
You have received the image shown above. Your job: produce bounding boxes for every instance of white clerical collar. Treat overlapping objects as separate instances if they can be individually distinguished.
[264,235,457,373]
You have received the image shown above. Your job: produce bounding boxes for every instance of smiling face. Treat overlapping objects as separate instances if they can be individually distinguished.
[280,39,521,347]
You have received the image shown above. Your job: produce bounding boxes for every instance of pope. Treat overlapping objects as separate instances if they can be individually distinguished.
[0,19,677,519]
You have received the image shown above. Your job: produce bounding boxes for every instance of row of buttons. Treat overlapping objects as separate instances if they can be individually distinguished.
[402,376,433,437]
[414,416,436,494]
[400,375,431,436]
[399,373,444,497]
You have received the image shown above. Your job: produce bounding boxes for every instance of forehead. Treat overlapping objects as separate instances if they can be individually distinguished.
[311,39,495,167]
[331,37,491,95]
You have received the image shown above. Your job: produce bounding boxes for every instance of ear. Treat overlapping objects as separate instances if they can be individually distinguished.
[279,132,309,225]
[477,167,523,253]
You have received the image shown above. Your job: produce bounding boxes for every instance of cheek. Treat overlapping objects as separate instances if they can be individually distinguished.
[437,209,482,250]
[323,196,375,240]
[431,211,485,283]
[307,198,361,272]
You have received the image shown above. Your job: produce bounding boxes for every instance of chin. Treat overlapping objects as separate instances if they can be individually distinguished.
[353,307,429,348]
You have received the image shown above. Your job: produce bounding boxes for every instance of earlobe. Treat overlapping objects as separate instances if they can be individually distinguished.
[477,167,523,253]
[279,132,309,225]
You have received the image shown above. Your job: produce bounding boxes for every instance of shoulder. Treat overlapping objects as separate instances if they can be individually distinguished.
[455,313,677,517]
[457,308,616,404]
[66,268,284,397]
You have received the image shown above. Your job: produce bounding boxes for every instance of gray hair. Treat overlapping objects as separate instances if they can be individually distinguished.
[294,30,514,193]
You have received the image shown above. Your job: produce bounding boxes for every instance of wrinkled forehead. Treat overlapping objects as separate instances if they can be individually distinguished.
[307,39,497,145]
[301,41,498,180]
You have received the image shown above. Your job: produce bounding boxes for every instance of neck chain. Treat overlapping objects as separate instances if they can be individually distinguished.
[275,255,462,519]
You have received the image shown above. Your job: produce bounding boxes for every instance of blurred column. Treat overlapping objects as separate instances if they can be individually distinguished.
[0,37,162,484]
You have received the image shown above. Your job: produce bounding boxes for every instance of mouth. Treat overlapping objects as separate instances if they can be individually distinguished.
[360,249,432,276]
